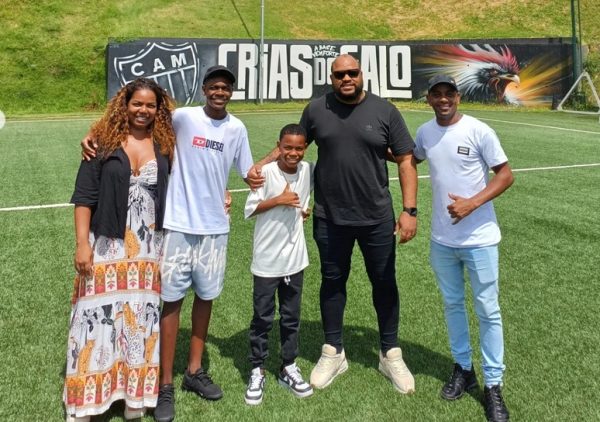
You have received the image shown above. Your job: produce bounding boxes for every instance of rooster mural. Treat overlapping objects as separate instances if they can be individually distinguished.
[417,44,569,106]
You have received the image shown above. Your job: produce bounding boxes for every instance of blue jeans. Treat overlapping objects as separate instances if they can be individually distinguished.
[430,240,505,386]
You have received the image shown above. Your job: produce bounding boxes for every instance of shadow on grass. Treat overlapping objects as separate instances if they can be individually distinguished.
[211,319,454,385]
[66,321,463,420]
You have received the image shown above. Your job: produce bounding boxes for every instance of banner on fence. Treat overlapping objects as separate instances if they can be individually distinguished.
[107,38,573,107]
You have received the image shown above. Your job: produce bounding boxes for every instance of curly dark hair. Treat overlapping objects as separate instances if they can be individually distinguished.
[91,77,176,161]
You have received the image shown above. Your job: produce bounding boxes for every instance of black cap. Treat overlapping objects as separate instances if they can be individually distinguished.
[427,74,458,92]
[202,65,236,85]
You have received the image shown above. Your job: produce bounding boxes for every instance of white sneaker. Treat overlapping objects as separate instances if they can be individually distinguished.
[310,344,348,389]
[124,406,146,420]
[245,367,266,405]
[378,347,415,394]
[278,362,314,398]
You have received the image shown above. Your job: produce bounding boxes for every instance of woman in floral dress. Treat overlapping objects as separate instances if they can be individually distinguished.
[65,78,175,421]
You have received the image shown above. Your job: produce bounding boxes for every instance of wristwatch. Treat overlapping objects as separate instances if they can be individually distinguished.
[403,207,418,217]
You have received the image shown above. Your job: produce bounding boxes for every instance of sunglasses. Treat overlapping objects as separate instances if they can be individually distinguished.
[332,69,361,79]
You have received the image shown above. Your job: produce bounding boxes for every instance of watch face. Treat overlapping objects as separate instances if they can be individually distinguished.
[404,207,417,217]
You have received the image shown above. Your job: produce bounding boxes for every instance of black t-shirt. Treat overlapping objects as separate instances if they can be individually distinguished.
[300,92,414,225]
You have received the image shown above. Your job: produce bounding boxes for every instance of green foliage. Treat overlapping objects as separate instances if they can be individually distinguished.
[0,0,599,115]
[1,110,599,420]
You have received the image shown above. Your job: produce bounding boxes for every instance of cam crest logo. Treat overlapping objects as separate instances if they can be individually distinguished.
[114,42,201,105]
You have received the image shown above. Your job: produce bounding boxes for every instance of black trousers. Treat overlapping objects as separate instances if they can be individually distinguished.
[248,271,304,368]
[313,217,400,353]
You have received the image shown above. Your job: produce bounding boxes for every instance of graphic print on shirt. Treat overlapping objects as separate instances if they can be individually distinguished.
[192,135,224,152]
[457,146,470,155]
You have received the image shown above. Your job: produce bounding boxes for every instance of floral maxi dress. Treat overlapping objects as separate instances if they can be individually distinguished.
[64,160,162,417]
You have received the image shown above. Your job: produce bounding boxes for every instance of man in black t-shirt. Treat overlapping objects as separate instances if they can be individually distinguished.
[248,54,418,395]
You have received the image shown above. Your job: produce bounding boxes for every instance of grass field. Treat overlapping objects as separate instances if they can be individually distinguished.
[1,108,599,421]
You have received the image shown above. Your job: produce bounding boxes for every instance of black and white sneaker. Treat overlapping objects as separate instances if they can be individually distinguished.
[278,362,313,398]
[244,367,266,405]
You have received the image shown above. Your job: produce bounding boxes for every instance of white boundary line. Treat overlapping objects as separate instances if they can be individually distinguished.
[2,163,598,213]
[4,110,301,124]
[407,109,600,135]
[7,110,600,135]
[0,203,73,212]
[478,117,600,135]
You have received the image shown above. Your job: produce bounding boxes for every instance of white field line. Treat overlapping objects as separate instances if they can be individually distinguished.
[0,203,73,212]
[2,162,598,212]
[5,117,98,124]
[407,109,600,135]
[8,111,600,135]
[4,110,302,124]
[478,117,600,135]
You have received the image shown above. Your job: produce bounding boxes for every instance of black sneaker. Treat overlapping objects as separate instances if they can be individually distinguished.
[441,363,478,400]
[182,368,223,400]
[154,384,175,422]
[484,385,510,422]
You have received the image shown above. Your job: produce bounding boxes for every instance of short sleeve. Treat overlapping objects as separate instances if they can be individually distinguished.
[244,186,266,219]
[413,128,427,161]
[70,158,101,207]
[299,104,314,145]
[480,126,508,168]
[388,106,415,156]
[235,126,254,179]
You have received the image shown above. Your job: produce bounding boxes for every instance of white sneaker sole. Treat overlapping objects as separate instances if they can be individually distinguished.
[244,394,263,405]
[311,357,349,389]
[378,362,415,394]
[278,378,314,398]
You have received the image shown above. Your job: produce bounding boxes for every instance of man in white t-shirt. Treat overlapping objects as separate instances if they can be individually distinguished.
[414,75,514,422]
[155,66,254,422]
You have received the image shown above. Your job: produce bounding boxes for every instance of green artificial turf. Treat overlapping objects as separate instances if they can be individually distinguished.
[0,109,599,420]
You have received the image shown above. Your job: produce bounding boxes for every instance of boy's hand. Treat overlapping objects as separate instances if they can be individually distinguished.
[277,183,300,207]
[81,134,98,161]
[246,164,265,190]
[224,189,232,220]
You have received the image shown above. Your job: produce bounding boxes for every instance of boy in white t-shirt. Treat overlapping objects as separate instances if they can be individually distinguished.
[156,66,254,422]
[243,124,314,405]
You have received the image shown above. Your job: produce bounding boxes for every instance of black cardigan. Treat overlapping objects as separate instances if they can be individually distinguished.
[70,143,170,239]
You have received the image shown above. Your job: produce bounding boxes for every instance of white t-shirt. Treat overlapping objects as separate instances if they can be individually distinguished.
[164,107,254,235]
[414,114,508,248]
[244,161,314,277]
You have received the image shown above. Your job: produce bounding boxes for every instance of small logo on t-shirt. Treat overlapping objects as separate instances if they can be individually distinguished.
[457,146,470,156]
[365,124,373,131]
[192,136,224,152]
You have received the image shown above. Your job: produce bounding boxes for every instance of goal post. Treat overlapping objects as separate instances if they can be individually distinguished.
[556,71,600,122]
